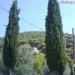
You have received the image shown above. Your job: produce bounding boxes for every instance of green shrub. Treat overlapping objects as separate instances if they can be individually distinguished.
[13,44,37,75]
[33,53,47,75]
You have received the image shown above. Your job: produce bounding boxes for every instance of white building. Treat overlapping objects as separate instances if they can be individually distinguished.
[32,47,39,55]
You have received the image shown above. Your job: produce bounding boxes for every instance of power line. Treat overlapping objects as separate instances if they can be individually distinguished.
[0,25,7,27]
[0,6,9,13]
[21,17,44,30]
[0,6,53,36]
[0,6,55,41]
[0,6,44,30]
[0,6,53,37]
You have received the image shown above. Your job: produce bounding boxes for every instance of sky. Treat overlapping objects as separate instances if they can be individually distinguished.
[0,0,75,37]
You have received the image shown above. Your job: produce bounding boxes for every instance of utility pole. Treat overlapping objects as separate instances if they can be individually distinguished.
[72,28,74,53]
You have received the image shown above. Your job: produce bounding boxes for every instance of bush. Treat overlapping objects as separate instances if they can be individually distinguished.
[33,53,47,75]
[0,52,4,75]
[13,44,37,75]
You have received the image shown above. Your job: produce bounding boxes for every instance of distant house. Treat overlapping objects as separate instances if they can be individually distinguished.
[32,47,39,55]
[64,33,75,60]
[64,33,74,49]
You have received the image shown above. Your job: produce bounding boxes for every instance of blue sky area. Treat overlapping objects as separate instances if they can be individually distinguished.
[0,0,75,37]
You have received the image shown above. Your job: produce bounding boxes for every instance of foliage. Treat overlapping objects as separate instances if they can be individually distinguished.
[45,0,66,74]
[12,44,47,75]
[18,32,45,49]
[0,52,4,75]
[66,55,73,68]
[13,44,37,75]
[33,53,47,75]
[65,49,74,75]
[0,38,4,51]
[3,0,19,71]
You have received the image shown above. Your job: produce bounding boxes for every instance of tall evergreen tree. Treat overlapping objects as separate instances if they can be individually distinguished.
[3,0,19,75]
[45,0,65,74]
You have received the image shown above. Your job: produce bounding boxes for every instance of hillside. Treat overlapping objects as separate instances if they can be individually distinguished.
[0,31,45,51]
[0,31,74,50]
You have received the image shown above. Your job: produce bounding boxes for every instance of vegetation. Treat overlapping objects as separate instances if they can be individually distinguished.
[3,0,19,75]
[18,32,45,48]
[45,0,66,74]
[33,53,47,75]
[0,0,74,75]
[0,31,74,75]
[13,44,36,75]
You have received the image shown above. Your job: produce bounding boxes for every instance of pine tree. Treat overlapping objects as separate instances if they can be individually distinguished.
[3,0,19,75]
[45,0,66,74]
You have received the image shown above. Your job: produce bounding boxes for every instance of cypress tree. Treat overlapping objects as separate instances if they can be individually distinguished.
[45,0,65,74]
[3,0,19,75]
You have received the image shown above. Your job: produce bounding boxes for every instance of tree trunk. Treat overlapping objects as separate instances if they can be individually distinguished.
[5,68,12,75]
[50,71,59,75]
